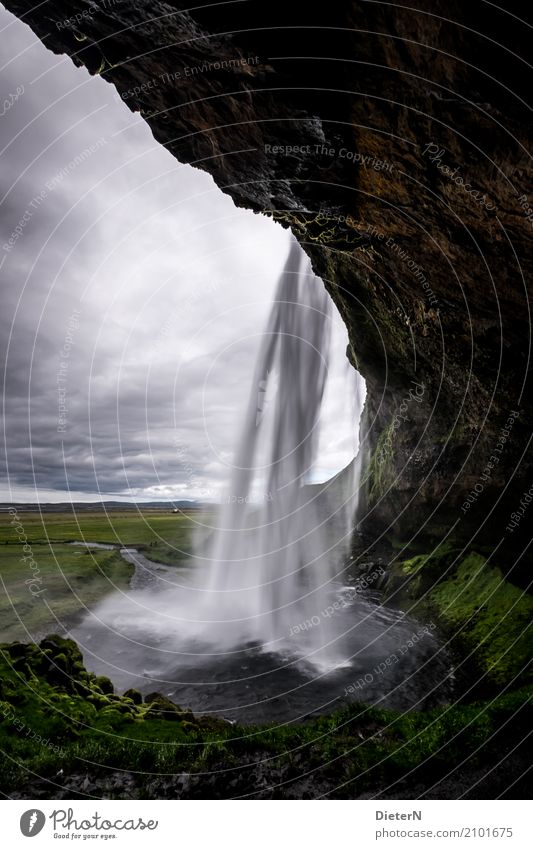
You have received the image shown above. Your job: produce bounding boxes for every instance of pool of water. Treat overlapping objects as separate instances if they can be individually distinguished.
[70,549,453,724]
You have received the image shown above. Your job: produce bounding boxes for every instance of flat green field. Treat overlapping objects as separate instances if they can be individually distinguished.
[0,509,202,548]
[0,510,202,642]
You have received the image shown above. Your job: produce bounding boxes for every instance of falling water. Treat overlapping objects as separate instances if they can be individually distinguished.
[71,238,451,720]
[194,238,364,668]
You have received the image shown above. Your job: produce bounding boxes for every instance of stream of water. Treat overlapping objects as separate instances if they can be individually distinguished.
[71,544,451,722]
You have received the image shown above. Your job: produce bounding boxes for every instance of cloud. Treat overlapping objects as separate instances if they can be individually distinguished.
[0,8,360,503]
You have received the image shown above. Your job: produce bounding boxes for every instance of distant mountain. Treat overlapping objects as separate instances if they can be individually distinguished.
[0,500,200,513]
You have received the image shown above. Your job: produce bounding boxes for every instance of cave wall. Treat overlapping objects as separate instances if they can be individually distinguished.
[5,0,532,544]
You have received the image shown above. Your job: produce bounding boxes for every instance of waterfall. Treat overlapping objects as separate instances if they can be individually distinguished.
[70,240,452,718]
[194,238,365,669]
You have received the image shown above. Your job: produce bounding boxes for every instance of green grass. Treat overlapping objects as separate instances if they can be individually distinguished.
[0,509,200,550]
[1,635,531,797]
[0,510,202,642]
[0,544,133,642]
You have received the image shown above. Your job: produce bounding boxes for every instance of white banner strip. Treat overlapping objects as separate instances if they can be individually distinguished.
[2,800,531,848]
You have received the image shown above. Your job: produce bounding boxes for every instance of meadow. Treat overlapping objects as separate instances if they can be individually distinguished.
[0,509,201,642]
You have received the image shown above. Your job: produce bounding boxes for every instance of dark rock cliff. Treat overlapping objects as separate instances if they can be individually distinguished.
[5,0,532,545]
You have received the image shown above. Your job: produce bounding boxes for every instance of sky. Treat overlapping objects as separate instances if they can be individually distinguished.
[0,7,362,503]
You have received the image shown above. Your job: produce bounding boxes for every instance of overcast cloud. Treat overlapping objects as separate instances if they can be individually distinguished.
[0,7,360,503]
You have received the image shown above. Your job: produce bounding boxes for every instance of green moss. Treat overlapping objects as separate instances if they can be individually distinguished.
[264,209,364,251]
[390,547,533,688]
[429,553,533,685]
[367,421,395,503]
[123,688,143,705]
[398,543,455,578]
[401,555,425,576]
[94,675,114,695]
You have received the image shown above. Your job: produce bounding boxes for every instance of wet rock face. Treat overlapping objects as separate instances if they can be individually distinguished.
[6,0,532,539]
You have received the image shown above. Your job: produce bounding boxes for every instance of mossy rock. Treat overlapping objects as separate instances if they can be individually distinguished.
[39,635,83,666]
[429,553,533,686]
[94,675,115,695]
[6,635,90,692]
[123,688,143,705]
[86,693,114,710]
[109,701,138,716]
[1,641,33,660]
[95,707,133,728]
[391,547,533,688]
[144,693,194,722]
[382,543,459,608]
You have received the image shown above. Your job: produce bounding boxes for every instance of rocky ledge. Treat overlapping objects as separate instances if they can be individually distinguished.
[4,2,532,547]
